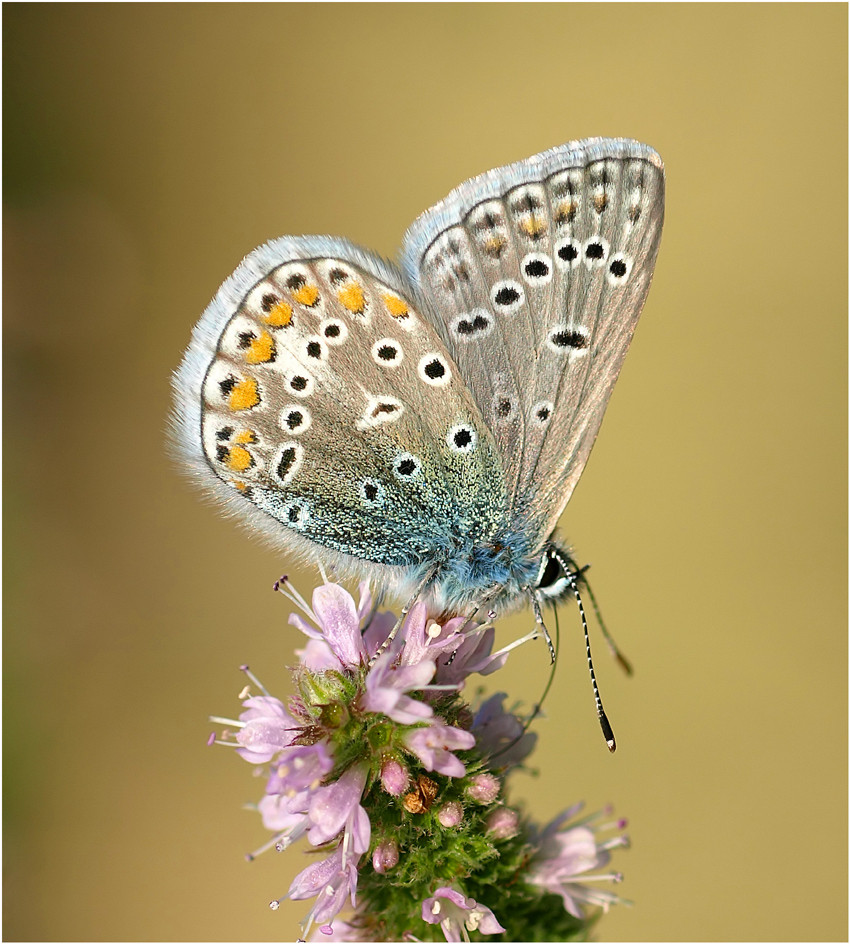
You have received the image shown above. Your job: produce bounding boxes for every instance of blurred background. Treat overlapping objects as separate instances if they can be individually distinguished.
[4,4,846,941]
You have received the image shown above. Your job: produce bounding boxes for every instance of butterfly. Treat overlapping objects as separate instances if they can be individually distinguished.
[173,138,664,646]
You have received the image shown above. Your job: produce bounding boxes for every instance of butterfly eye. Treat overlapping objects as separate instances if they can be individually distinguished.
[582,236,610,268]
[286,372,315,397]
[450,309,492,341]
[546,325,589,354]
[303,336,328,362]
[490,279,525,313]
[320,318,349,345]
[531,401,554,427]
[521,253,553,284]
[359,477,386,508]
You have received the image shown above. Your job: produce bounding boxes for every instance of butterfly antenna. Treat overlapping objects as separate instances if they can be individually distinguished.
[579,570,633,676]
[557,561,617,753]
[369,563,440,666]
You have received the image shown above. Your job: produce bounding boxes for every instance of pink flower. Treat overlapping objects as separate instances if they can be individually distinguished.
[421,887,505,941]
[437,801,463,828]
[235,696,297,763]
[404,722,475,778]
[288,845,360,932]
[485,806,519,840]
[472,692,537,767]
[259,743,334,835]
[292,583,368,670]
[372,839,399,874]
[362,652,436,724]
[308,766,371,854]
[527,805,630,918]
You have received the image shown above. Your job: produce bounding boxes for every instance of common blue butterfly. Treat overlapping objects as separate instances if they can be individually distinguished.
[173,138,664,649]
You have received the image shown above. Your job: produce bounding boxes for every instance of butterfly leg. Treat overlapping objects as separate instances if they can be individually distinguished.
[529,592,557,663]
[368,563,441,665]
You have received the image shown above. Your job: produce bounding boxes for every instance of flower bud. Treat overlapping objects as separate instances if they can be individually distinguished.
[380,757,409,796]
[437,800,463,828]
[466,772,500,804]
[485,806,519,839]
[372,839,399,873]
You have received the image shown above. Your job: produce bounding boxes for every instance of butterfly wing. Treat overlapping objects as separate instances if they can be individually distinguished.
[172,236,507,593]
[400,138,664,545]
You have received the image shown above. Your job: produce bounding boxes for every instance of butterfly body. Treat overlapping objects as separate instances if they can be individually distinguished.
[173,138,664,619]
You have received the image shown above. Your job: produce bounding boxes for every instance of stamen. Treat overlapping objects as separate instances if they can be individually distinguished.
[273,575,314,619]
[245,831,289,860]
[208,715,244,727]
[239,664,270,697]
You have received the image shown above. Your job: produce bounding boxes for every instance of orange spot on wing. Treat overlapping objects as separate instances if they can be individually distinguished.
[292,284,319,307]
[229,378,260,411]
[520,215,546,238]
[224,445,253,472]
[382,294,409,318]
[233,429,257,444]
[338,282,366,314]
[263,300,293,327]
[244,330,276,364]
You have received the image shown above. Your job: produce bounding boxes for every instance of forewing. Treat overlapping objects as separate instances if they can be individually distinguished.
[172,236,505,575]
[400,138,664,543]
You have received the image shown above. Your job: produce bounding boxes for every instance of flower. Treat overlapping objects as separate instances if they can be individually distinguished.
[437,800,463,828]
[287,845,360,933]
[235,696,297,763]
[379,758,409,796]
[362,652,437,724]
[421,887,506,942]
[211,580,631,941]
[307,766,370,853]
[404,721,475,778]
[472,692,537,768]
[526,804,631,918]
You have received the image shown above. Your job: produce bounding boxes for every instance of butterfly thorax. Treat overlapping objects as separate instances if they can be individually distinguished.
[416,526,551,617]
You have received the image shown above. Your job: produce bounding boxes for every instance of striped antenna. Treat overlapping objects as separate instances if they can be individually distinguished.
[553,549,617,752]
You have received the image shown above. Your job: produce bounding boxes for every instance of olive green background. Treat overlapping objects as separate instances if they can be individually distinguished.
[4,4,846,941]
